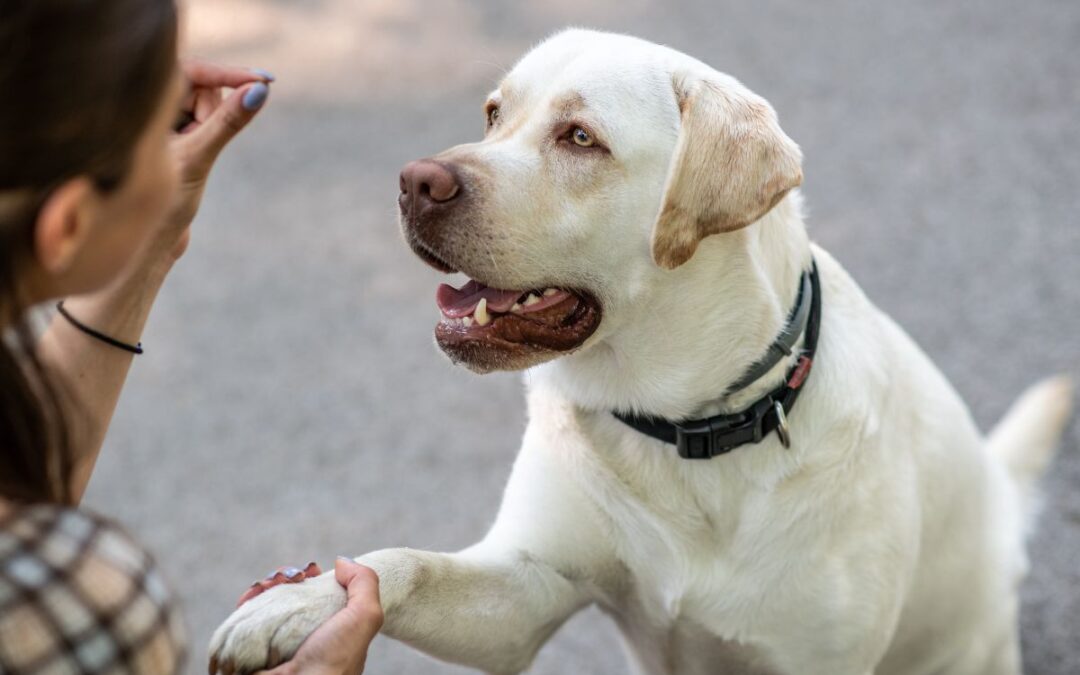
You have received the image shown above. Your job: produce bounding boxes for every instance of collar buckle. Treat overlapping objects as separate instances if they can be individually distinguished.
[674,397,775,459]
[674,419,719,459]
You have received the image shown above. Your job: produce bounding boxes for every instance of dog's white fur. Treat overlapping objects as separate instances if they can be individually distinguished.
[210,30,1073,675]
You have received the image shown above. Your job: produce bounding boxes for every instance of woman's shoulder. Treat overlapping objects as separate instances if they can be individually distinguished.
[0,504,187,674]
[0,504,160,605]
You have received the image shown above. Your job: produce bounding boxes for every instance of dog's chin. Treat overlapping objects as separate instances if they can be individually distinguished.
[433,284,603,374]
[435,334,563,374]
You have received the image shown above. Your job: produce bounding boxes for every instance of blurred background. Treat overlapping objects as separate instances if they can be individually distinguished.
[84,0,1079,673]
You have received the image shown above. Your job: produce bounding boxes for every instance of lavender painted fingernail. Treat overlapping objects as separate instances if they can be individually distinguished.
[284,567,303,579]
[250,68,276,82]
[242,83,269,111]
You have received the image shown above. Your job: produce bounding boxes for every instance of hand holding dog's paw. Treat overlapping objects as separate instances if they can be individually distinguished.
[209,558,382,675]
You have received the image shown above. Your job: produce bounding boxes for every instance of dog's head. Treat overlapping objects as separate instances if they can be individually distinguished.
[399,29,802,373]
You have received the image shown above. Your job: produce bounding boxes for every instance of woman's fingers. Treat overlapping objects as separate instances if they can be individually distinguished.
[171,59,275,180]
[175,81,270,180]
[181,58,274,89]
[193,87,223,126]
[175,59,263,134]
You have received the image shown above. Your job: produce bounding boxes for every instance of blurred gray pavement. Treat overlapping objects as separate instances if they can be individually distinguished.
[85,0,1079,672]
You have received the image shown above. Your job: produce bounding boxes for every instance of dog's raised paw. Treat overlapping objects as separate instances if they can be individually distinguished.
[208,571,345,675]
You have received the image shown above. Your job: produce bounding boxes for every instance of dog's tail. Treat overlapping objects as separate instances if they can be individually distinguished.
[987,376,1073,522]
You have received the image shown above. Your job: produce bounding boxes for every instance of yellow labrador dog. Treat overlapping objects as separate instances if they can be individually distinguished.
[210,29,1073,675]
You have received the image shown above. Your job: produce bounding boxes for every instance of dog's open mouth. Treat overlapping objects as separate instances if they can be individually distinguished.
[433,279,602,368]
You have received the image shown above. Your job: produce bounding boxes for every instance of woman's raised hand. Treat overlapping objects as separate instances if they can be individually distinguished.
[160,60,274,262]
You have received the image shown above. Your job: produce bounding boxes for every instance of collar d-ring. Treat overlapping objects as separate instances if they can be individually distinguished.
[773,400,791,449]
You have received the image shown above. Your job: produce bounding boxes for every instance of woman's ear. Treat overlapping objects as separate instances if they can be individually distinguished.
[34,177,97,276]
[651,71,803,269]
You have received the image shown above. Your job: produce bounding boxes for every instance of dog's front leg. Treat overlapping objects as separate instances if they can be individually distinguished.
[358,544,590,674]
[210,410,610,675]
[208,544,590,675]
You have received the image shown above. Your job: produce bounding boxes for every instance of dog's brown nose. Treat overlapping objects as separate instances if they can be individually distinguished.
[399,160,460,218]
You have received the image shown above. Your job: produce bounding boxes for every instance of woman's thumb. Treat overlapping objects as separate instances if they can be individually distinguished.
[334,557,384,633]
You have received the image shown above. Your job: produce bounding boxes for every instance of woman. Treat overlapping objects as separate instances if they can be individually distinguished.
[0,1,381,673]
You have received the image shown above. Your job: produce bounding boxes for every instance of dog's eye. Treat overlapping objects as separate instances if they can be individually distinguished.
[571,127,594,147]
[487,106,500,128]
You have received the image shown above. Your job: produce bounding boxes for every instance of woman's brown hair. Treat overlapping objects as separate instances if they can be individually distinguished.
[0,0,179,504]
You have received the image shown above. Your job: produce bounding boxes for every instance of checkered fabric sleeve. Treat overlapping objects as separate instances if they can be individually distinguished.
[0,505,187,675]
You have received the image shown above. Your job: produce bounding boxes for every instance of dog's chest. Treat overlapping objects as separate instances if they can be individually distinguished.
[617,606,785,675]
[574,417,801,674]
[611,528,788,674]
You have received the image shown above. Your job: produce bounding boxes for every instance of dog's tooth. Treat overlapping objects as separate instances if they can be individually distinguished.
[511,303,522,312]
[463,316,473,327]
[524,293,541,306]
[475,298,491,326]
[544,288,558,297]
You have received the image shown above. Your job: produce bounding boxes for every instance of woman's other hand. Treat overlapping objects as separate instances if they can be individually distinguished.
[158,60,274,263]
[233,558,384,675]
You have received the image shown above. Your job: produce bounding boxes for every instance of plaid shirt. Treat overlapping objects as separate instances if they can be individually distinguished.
[0,505,187,674]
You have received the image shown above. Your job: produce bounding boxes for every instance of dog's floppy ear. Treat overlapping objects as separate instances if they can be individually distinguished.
[651,72,803,269]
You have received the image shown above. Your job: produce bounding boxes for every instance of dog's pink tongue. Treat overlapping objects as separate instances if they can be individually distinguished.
[436,280,522,318]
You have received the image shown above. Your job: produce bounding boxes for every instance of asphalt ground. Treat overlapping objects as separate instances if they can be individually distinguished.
[84,1,1079,672]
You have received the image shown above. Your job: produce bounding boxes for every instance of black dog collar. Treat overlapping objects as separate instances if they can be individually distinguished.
[613,259,821,459]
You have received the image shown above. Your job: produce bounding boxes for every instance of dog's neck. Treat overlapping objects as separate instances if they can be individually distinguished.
[531,193,812,421]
